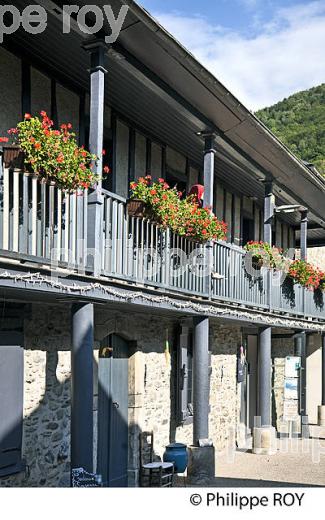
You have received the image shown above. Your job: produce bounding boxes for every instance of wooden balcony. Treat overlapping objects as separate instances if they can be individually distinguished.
[0,167,324,321]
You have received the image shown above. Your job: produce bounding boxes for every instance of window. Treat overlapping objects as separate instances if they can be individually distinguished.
[242,216,255,245]
[177,324,193,424]
[177,323,212,425]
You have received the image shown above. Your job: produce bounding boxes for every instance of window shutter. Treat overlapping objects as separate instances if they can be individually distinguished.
[0,338,25,477]
[177,324,191,423]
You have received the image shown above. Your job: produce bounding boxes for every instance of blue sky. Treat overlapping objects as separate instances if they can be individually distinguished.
[139,0,325,109]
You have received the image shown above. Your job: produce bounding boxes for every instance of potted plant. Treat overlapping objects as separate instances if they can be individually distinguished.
[2,112,104,192]
[0,138,25,170]
[288,260,323,290]
[244,241,282,269]
[129,177,228,242]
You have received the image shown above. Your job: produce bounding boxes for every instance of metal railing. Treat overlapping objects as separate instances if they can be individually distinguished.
[0,167,323,320]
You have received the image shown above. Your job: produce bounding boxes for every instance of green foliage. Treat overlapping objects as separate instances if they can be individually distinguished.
[130,176,228,242]
[256,84,325,175]
[7,112,99,191]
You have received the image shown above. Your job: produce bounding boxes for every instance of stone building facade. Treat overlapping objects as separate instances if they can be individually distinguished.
[0,303,243,487]
[2,301,315,488]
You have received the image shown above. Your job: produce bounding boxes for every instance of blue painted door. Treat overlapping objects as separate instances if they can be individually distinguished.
[97,334,129,487]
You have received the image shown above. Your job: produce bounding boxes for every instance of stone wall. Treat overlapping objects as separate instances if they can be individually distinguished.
[0,305,71,487]
[0,303,279,487]
[209,324,241,451]
[272,337,295,432]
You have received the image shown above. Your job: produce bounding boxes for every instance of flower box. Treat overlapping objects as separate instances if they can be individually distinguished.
[2,145,25,170]
[127,199,147,218]
[252,256,264,269]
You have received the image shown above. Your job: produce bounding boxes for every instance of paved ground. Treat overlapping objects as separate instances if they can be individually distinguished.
[179,435,325,487]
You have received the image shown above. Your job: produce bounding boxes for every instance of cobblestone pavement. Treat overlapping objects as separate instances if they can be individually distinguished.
[180,438,325,488]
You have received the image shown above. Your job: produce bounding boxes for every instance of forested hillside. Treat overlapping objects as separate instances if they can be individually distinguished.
[256,84,325,175]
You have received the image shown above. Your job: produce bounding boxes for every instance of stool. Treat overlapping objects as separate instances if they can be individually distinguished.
[139,432,174,487]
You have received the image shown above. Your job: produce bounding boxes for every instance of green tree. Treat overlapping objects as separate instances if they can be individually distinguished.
[256,84,325,176]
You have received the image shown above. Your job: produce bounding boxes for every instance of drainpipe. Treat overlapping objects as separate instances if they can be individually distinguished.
[82,39,107,276]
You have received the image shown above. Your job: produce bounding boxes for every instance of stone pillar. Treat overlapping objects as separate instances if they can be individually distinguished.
[71,303,94,474]
[188,316,215,484]
[253,327,276,455]
[300,209,308,262]
[128,343,145,487]
[318,333,325,427]
[82,39,107,276]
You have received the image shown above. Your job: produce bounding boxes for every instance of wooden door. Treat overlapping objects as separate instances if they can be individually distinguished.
[97,334,129,487]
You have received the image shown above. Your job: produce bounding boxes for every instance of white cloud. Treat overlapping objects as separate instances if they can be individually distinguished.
[152,1,325,110]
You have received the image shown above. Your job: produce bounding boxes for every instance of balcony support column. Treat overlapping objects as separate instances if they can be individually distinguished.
[188,316,215,483]
[294,331,310,438]
[263,178,275,310]
[203,134,216,210]
[203,133,217,296]
[263,177,275,245]
[253,326,276,455]
[71,303,94,476]
[300,209,308,261]
[82,39,107,276]
[318,333,325,426]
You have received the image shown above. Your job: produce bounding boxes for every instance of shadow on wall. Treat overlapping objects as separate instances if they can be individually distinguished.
[0,350,71,487]
[0,339,166,488]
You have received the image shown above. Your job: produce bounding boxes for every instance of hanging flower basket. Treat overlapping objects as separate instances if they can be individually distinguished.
[127,199,147,218]
[252,256,264,269]
[2,112,102,192]
[2,145,25,170]
[128,177,227,242]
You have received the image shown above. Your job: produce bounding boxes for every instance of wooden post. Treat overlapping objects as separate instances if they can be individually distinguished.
[203,133,216,210]
[202,133,217,296]
[258,327,272,427]
[71,303,94,474]
[82,39,107,276]
[263,177,275,245]
[300,209,308,262]
[193,316,210,444]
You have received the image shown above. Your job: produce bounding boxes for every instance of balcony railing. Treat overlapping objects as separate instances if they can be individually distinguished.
[0,165,324,320]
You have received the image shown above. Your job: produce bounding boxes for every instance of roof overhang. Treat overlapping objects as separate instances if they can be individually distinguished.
[2,0,325,242]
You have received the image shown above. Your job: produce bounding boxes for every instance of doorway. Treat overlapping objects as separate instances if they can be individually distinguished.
[97,334,129,487]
